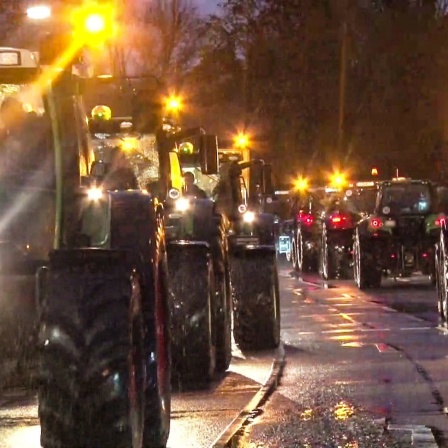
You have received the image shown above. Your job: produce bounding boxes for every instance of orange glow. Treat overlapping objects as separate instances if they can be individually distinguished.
[30,3,119,98]
[330,334,364,342]
[294,176,309,192]
[329,170,347,189]
[71,3,117,47]
[165,94,183,113]
[85,13,106,33]
[234,132,250,149]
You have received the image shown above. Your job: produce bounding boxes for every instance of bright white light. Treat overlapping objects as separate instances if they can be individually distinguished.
[243,211,255,223]
[87,187,103,201]
[5,425,41,447]
[27,5,52,20]
[175,198,190,212]
[85,14,106,33]
[238,204,247,214]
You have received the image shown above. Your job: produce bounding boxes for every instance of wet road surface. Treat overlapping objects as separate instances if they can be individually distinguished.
[244,268,446,447]
[0,348,278,448]
[2,265,444,447]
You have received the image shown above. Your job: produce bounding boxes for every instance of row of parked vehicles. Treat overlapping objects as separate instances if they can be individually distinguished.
[278,178,448,315]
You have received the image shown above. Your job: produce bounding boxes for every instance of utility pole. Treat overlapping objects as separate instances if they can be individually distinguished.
[338,3,348,157]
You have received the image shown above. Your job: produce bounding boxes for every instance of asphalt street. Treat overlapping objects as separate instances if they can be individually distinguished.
[244,266,446,447]
[0,340,276,447]
[0,265,445,447]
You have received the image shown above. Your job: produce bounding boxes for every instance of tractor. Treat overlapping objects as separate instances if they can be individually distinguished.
[0,10,172,448]
[87,91,231,389]
[179,141,281,352]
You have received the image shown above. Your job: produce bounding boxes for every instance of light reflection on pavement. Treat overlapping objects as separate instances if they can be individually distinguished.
[2,425,40,448]
[245,267,444,447]
[0,352,276,448]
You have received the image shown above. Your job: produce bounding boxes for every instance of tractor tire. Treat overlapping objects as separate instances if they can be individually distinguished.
[231,252,281,351]
[296,230,304,273]
[189,203,231,373]
[438,235,448,325]
[321,229,337,281]
[297,230,317,273]
[215,269,232,373]
[353,230,382,290]
[168,248,216,390]
[38,251,170,448]
[291,236,298,270]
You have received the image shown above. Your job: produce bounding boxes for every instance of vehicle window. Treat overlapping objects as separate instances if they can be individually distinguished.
[91,127,160,188]
[437,186,448,213]
[380,184,431,214]
[0,83,52,182]
[326,197,357,215]
[188,169,218,197]
[346,188,377,214]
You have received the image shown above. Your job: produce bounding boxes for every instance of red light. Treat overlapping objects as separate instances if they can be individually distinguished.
[296,212,314,226]
[370,217,383,229]
[422,253,428,258]
[329,213,353,229]
[302,213,314,226]
[435,215,446,227]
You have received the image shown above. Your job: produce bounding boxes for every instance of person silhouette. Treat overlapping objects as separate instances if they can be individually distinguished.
[183,171,207,199]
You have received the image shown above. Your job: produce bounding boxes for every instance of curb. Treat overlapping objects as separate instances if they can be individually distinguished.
[210,342,286,448]
[387,423,439,447]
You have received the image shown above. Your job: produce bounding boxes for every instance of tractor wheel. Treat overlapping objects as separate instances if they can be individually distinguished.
[298,231,317,273]
[231,253,280,351]
[291,237,297,270]
[353,230,382,290]
[215,269,232,373]
[296,230,304,273]
[438,235,448,325]
[38,252,170,448]
[321,229,337,281]
[168,249,216,390]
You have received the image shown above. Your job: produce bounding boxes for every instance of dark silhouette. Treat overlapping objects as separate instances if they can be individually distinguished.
[103,147,138,191]
[183,171,207,199]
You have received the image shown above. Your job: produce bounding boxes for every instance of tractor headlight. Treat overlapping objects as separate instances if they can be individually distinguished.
[168,188,181,200]
[121,137,139,152]
[243,211,255,224]
[175,198,190,212]
[87,187,103,201]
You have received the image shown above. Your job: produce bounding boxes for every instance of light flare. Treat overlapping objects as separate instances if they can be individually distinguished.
[175,198,190,212]
[294,176,309,192]
[243,211,255,223]
[87,187,103,201]
[27,5,52,20]
[234,131,250,149]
